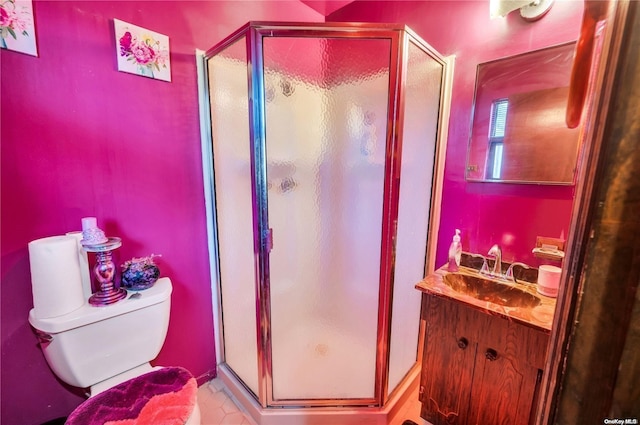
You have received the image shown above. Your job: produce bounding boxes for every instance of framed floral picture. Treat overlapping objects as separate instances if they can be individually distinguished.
[114,19,170,82]
[0,0,38,56]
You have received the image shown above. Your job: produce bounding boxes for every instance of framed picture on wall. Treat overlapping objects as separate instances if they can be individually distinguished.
[114,18,171,82]
[0,0,38,57]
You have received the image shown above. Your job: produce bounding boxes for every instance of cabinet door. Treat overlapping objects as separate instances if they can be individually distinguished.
[468,314,548,425]
[420,296,481,425]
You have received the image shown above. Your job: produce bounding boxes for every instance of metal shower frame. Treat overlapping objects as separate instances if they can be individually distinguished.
[201,21,450,410]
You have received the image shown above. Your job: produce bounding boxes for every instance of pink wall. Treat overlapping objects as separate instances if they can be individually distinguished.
[0,2,321,424]
[329,0,583,267]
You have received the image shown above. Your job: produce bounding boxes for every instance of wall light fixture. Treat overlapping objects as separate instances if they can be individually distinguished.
[490,0,555,21]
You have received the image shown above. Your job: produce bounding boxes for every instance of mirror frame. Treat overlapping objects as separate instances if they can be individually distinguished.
[466,41,580,185]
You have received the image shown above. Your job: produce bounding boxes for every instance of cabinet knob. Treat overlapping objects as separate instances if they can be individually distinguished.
[485,348,498,361]
[457,337,468,349]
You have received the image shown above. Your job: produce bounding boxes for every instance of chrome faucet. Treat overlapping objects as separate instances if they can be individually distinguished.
[487,244,503,278]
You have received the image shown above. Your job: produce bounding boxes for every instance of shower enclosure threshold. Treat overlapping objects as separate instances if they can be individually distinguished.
[217,364,420,425]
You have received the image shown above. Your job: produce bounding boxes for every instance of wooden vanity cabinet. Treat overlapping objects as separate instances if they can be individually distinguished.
[419,294,549,425]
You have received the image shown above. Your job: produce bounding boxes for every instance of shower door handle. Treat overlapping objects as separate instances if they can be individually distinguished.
[264,228,273,253]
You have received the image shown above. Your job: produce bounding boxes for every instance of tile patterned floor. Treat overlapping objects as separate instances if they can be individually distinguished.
[197,378,255,425]
[197,378,431,425]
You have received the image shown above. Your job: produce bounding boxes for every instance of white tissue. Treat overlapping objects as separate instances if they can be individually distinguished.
[66,231,93,299]
[28,235,86,319]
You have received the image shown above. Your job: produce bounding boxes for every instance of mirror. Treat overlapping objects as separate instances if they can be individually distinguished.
[466,41,581,184]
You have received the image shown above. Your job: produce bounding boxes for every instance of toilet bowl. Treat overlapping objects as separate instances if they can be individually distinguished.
[29,277,200,424]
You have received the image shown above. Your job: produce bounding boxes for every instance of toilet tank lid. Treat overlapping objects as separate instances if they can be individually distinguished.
[29,277,172,334]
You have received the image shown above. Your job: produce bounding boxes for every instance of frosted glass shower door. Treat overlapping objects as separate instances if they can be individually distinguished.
[388,40,444,394]
[263,36,391,401]
[207,36,260,397]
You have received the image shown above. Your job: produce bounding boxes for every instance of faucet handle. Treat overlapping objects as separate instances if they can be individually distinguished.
[467,253,487,272]
[479,258,490,275]
[505,262,531,283]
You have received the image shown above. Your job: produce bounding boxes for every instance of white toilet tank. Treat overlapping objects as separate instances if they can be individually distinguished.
[29,277,172,389]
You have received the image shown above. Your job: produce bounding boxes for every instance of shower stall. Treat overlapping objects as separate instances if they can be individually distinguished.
[199,22,451,423]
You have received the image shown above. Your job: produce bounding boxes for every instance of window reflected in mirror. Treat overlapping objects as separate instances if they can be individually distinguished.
[466,41,581,185]
[487,98,508,179]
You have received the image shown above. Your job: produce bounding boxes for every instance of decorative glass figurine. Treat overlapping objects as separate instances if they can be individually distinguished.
[121,254,161,290]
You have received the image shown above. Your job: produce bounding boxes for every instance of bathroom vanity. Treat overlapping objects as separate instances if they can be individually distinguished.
[415,268,554,425]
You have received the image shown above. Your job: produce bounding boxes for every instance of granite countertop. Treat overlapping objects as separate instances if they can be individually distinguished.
[415,266,557,332]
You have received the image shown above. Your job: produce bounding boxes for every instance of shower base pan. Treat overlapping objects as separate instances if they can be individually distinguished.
[217,364,420,425]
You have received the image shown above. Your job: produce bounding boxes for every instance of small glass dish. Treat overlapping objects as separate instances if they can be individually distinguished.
[121,254,160,291]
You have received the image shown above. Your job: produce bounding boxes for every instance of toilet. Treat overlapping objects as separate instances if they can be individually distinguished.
[28,277,201,424]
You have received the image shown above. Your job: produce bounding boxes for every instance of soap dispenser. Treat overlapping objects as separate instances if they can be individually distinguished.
[447,229,462,272]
